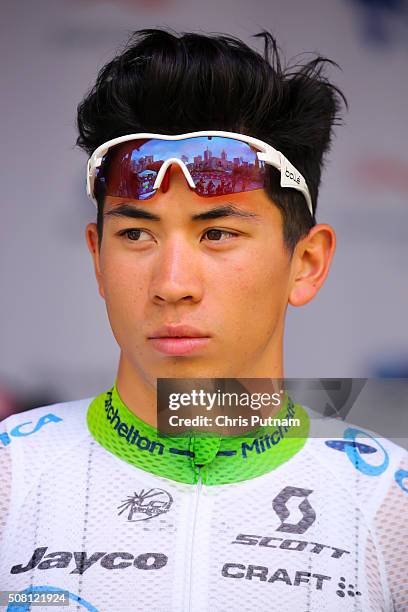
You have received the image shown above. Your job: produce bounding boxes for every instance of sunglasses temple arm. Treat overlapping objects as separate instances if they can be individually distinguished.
[258,152,313,217]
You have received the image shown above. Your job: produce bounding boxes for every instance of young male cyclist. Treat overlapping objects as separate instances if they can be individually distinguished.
[1,28,407,611]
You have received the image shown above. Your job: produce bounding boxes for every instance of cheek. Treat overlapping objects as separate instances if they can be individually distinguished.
[100,253,147,314]
[213,253,288,345]
[222,250,288,304]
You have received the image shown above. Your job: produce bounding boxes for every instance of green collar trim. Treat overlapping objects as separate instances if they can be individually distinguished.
[87,384,309,485]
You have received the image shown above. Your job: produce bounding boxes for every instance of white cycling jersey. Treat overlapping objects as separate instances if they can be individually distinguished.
[0,384,407,612]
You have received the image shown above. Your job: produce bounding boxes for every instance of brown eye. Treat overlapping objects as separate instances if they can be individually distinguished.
[121,229,152,242]
[204,229,236,241]
[206,229,222,240]
[126,229,141,240]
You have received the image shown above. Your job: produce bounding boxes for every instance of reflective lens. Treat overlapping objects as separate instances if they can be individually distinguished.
[94,136,266,201]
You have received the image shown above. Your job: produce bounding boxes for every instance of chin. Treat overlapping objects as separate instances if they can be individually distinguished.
[153,359,225,379]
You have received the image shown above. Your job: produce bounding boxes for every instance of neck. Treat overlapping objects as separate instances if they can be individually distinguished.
[116,353,158,427]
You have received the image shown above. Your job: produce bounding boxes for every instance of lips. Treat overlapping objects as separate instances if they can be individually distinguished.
[148,324,209,339]
[148,325,211,356]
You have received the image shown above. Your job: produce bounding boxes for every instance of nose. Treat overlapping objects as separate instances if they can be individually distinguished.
[149,237,204,306]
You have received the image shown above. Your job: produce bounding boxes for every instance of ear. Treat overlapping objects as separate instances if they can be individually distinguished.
[85,223,105,300]
[288,223,336,307]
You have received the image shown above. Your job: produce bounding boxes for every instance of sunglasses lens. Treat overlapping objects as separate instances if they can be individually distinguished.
[95,139,159,201]
[94,136,266,201]
[187,136,266,196]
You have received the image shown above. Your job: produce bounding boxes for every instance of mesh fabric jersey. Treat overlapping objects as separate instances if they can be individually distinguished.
[1,384,408,612]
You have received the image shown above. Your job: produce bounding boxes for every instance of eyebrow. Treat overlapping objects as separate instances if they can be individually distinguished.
[104,202,261,222]
[104,204,158,221]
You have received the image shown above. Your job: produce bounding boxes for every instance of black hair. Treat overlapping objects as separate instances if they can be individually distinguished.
[76,27,347,253]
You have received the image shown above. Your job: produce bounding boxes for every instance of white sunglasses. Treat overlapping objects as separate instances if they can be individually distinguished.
[86,130,313,216]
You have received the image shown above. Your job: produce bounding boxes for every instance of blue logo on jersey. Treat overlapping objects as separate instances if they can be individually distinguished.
[327,430,408,493]
[0,414,62,448]
[343,428,389,476]
[325,440,377,454]
[7,586,98,612]
[395,468,408,494]
[325,428,389,476]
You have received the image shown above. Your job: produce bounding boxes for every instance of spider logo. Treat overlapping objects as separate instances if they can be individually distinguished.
[118,488,173,522]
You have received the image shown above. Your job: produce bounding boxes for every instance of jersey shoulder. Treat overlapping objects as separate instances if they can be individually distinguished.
[304,405,408,511]
[0,397,94,463]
